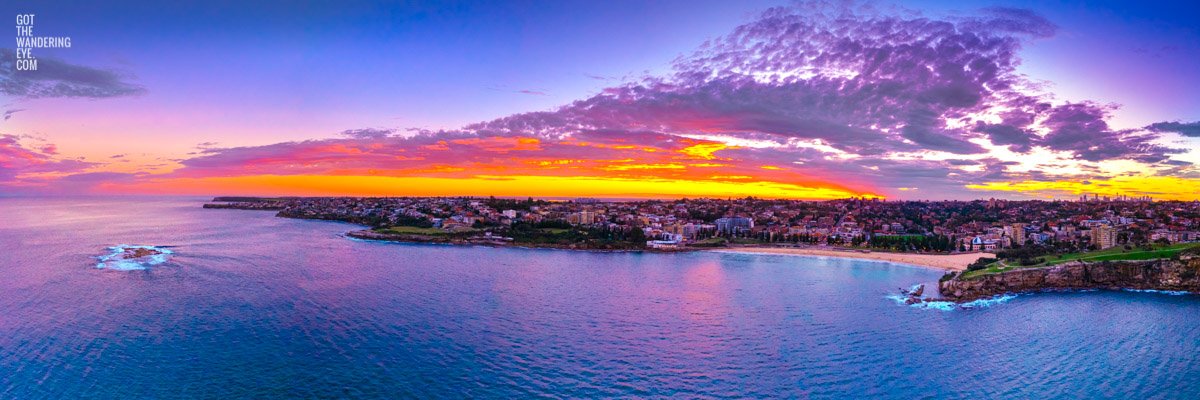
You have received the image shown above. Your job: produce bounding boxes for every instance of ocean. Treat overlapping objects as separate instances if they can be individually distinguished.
[1,197,1198,398]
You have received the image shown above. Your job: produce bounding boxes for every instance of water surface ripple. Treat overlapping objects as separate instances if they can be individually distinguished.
[1,197,1198,399]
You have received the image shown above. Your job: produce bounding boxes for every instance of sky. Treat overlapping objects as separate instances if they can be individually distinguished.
[1,0,1198,200]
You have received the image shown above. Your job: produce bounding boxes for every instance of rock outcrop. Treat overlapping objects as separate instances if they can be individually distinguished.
[202,202,286,210]
[345,230,453,244]
[939,255,1200,302]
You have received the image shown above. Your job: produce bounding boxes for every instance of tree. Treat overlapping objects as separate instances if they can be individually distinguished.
[628,228,646,243]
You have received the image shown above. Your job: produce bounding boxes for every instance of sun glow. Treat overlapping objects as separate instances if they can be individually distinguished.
[99,174,882,200]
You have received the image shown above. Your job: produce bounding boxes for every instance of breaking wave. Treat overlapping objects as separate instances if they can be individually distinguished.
[893,286,1197,311]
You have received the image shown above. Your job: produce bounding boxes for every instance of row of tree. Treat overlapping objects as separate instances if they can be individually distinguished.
[863,234,957,252]
[506,221,647,248]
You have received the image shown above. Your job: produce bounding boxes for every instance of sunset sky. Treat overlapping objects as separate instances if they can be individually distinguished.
[1,0,1198,200]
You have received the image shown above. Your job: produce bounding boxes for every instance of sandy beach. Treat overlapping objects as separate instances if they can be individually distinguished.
[712,247,993,271]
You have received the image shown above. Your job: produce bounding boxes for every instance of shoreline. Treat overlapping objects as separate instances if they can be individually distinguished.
[711,247,993,271]
[200,203,990,267]
[343,229,698,253]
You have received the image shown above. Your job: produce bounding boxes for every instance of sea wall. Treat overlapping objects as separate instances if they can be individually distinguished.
[939,256,1200,302]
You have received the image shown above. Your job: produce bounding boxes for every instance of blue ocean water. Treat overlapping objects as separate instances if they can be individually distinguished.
[1,197,1198,399]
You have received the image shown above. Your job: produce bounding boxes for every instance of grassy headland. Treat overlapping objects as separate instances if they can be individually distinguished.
[960,243,1200,279]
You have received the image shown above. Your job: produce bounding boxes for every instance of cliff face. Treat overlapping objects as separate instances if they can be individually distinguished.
[939,256,1200,302]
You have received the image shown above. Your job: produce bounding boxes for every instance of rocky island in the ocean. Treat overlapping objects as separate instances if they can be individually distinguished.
[95,245,174,270]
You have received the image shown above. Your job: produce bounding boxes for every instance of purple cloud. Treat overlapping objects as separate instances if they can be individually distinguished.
[462,3,1163,162]
[0,49,144,99]
[2,108,25,121]
[1039,102,1178,163]
[1148,121,1200,137]
[339,128,397,139]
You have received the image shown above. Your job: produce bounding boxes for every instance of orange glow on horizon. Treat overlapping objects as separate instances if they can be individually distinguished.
[5,131,889,199]
[448,136,542,152]
[967,176,1200,200]
[97,174,883,200]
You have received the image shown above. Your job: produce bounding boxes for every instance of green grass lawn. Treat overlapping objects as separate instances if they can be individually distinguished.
[1042,243,1194,266]
[374,225,447,235]
[960,262,1012,279]
[962,243,1200,279]
[540,228,570,234]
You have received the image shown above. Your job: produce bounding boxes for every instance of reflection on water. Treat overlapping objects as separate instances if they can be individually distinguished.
[1,196,1199,398]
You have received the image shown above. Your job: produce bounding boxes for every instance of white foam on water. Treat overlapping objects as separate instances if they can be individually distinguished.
[94,245,173,270]
[1123,288,1192,296]
[886,294,961,311]
[893,285,1198,311]
[889,282,1020,311]
[889,294,1020,311]
[958,294,1018,308]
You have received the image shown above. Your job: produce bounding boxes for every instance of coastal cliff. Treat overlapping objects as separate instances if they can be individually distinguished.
[939,255,1200,302]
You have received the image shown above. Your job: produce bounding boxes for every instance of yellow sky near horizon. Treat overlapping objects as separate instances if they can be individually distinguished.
[93,174,885,200]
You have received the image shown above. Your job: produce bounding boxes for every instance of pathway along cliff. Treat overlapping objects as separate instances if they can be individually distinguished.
[938,249,1200,302]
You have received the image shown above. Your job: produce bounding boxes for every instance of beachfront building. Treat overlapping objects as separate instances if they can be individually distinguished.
[715,217,753,234]
[646,240,680,249]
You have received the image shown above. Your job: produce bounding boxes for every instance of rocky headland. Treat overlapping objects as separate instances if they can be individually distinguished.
[202,202,287,211]
[346,229,456,244]
[938,252,1200,302]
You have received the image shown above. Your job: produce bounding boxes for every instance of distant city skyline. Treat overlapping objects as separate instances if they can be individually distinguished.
[1,0,1198,200]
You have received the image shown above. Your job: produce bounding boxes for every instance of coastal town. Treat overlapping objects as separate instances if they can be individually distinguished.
[206,195,1198,256]
[206,194,1200,306]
